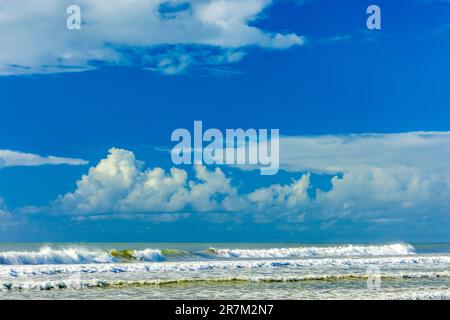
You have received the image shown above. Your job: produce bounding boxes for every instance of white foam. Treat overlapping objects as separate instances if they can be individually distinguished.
[1,271,450,292]
[211,244,415,259]
[0,247,118,265]
[397,290,450,300]
[0,247,168,265]
[1,254,449,278]
[132,249,165,262]
[0,243,418,266]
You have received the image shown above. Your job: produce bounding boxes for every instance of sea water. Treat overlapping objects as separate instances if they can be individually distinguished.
[0,242,449,300]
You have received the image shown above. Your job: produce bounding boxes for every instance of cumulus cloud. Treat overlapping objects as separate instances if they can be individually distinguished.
[48,132,450,227]
[0,149,88,168]
[235,131,450,221]
[52,148,238,214]
[0,0,304,75]
[51,147,311,216]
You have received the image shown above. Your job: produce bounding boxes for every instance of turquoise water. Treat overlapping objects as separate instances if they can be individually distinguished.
[0,243,449,300]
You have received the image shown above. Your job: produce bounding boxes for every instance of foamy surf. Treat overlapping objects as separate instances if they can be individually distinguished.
[0,247,165,265]
[0,242,448,300]
[0,243,415,265]
[209,244,415,259]
[2,271,450,292]
[2,255,450,278]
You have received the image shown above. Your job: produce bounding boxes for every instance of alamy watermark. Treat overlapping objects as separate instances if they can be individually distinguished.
[366,265,381,291]
[66,5,81,30]
[66,4,380,31]
[171,121,279,175]
[65,4,381,31]
[366,5,381,30]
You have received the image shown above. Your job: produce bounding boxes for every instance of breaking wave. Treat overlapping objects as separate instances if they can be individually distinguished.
[0,243,415,265]
[209,243,415,259]
[0,247,165,265]
[2,255,449,278]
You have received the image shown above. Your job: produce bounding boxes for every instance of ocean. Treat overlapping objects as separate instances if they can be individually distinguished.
[0,242,449,300]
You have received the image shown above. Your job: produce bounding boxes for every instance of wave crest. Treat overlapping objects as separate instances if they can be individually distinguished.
[0,243,415,265]
[209,244,415,259]
[0,247,165,265]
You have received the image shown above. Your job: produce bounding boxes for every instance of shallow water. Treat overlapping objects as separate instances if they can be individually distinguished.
[0,242,449,300]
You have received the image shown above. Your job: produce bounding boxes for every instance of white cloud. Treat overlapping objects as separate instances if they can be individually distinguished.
[49,132,450,227]
[0,0,304,75]
[234,131,450,220]
[0,149,88,168]
[53,148,237,214]
[0,197,8,213]
[143,46,247,75]
[51,147,309,216]
[279,131,450,175]
[0,197,13,230]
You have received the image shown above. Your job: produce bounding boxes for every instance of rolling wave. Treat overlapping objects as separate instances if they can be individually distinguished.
[2,255,449,278]
[208,244,415,258]
[0,247,165,265]
[0,243,415,265]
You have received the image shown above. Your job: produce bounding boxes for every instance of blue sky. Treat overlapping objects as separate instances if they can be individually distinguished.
[1,0,450,242]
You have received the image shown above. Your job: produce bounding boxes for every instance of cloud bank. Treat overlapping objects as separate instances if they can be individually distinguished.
[0,0,304,75]
[51,147,312,221]
[279,131,450,174]
[49,132,450,228]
